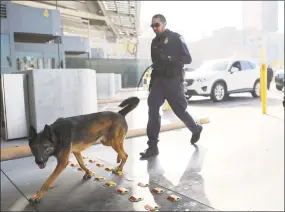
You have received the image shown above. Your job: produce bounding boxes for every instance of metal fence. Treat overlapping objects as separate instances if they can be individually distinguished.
[65,58,152,88]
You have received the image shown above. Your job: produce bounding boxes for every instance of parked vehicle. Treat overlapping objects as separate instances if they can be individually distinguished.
[184,58,260,102]
[275,69,284,91]
[184,64,195,72]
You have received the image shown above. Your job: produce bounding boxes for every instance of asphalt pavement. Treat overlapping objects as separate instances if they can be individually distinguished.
[1,85,284,211]
[1,92,283,211]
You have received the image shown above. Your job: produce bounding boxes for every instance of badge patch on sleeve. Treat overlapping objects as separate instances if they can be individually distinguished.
[164,37,168,44]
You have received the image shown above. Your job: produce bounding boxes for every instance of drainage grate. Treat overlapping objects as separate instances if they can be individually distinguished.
[0,4,7,19]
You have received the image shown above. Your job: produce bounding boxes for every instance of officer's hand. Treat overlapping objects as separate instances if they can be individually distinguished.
[159,53,180,63]
[159,52,170,61]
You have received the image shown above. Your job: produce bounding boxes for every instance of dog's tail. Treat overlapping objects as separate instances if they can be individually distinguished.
[118,97,140,116]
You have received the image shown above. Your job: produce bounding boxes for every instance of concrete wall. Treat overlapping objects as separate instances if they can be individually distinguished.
[0,34,13,74]
[91,48,105,58]
[8,3,61,36]
[0,19,9,34]
[15,43,63,53]
[25,69,98,133]
[0,2,16,74]
[0,2,65,74]
[63,36,89,53]
[0,33,15,74]
[96,73,115,100]
[89,37,137,59]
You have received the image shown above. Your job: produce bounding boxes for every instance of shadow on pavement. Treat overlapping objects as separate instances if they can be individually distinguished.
[265,114,285,122]
[145,144,213,210]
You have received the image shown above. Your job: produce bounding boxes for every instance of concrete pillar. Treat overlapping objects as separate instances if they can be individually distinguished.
[26,69,98,133]
[96,73,115,100]
[115,74,122,93]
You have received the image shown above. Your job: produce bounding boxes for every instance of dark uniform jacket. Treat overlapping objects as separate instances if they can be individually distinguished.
[151,29,192,79]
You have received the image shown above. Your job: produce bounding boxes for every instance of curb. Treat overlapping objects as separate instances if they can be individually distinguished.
[0,121,185,162]
[0,117,210,162]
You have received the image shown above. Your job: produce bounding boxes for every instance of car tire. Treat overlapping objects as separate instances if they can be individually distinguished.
[251,80,260,98]
[211,82,227,102]
[276,85,283,91]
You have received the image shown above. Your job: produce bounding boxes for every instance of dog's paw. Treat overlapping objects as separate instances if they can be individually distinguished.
[29,197,41,204]
[29,192,42,204]
[83,171,94,180]
[113,167,123,175]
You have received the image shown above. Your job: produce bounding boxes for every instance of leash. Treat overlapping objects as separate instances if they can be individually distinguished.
[1,169,40,211]
[136,64,153,91]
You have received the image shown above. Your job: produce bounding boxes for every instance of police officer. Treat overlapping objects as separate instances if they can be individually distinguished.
[267,65,273,90]
[140,14,203,159]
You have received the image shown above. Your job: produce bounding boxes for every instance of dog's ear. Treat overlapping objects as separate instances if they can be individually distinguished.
[28,126,37,143]
[44,124,56,143]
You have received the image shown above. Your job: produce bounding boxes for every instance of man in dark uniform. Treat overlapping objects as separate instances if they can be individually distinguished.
[140,14,203,159]
[267,65,273,90]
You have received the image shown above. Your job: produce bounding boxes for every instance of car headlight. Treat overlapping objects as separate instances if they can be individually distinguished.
[196,78,207,82]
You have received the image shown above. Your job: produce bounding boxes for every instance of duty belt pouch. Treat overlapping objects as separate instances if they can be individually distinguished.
[165,63,183,78]
[164,63,174,77]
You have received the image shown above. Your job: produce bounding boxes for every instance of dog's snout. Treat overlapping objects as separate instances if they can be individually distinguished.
[35,156,44,164]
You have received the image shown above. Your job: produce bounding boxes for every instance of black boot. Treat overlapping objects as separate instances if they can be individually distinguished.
[140,142,159,159]
[190,124,203,145]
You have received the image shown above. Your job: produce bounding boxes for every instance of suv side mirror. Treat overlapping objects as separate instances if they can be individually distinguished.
[230,67,239,73]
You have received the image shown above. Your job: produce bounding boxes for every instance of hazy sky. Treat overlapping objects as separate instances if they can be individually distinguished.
[139,1,284,41]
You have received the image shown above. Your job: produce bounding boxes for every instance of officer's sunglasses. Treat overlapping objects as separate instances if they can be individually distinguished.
[150,23,161,28]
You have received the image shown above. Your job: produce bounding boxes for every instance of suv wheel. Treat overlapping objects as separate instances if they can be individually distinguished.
[251,80,260,98]
[211,82,227,102]
[276,85,283,91]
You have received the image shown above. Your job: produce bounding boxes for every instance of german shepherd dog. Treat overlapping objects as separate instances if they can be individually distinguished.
[28,97,140,203]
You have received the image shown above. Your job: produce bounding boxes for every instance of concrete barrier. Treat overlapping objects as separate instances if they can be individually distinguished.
[1,74,29,140]
[115,74,122,93]
[96,73,116,100]
[97,96,148,104]
[26,69,98,133]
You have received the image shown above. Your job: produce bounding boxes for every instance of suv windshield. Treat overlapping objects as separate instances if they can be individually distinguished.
[197,60,230,72]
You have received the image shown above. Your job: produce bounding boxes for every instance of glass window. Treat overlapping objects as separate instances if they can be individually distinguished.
[231,61,241,71]
[240,61,254,71]
[0,34,11,67]
[16,56,42,71]
[249,62,257,69]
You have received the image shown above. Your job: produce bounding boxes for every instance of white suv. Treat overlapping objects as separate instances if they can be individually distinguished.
[184,58,260,102]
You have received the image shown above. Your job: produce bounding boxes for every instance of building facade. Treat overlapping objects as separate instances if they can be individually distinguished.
[242,1,278,33]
